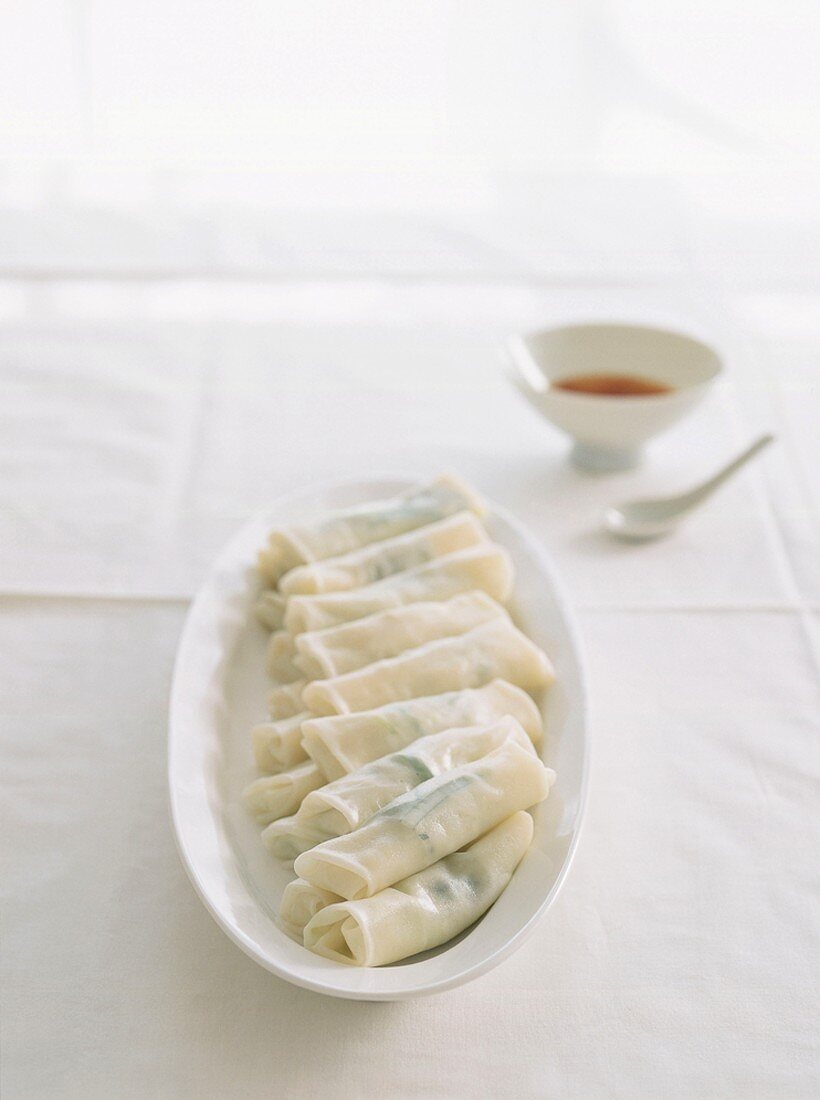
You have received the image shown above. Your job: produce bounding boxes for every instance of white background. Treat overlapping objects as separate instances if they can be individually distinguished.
[2,3,819,1098]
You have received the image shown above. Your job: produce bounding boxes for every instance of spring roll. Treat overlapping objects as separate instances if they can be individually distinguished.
[279,878,343,941]
[279,510,487,598]
[294,591,507,679]
[284,717,534,851]
[255,590,287,631]
[294,739,552,899]
[267,679,307,720]
[264,718,535,861]
[301,679,542,780]
[266,631,302,682]
[302,618,554,717]
[242,761,324,825]
[284,544,514,635]
[251,712,309,773]
[259,473,485,584]
[304,811,534,966]
[262,815,334,862]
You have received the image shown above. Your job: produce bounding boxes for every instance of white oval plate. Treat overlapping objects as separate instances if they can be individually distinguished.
[169,476,589,1000]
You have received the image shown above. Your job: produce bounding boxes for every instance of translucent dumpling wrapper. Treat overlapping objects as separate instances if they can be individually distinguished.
[251,712,309,773]
[262,815,335,862]
[259,473,485,584]
[287,717,535,849]
[284,544,514,635]
[242,762,324,825]
[294,738,553,899]
[294,591,507,679]
[279,878,343,941]
[266,679,307,720]
[263,718,536,861]
[303,811,534,966]
[278,510,488,598]
[301,618,555,717]
[255,590,287,631]
[301,679,543,781]
[266,631,302,683]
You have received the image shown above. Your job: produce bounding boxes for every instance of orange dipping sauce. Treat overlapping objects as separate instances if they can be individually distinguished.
[553,373,673,397]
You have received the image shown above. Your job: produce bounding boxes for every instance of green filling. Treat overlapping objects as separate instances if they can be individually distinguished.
[389,753,435,784]
[379,774,472,831]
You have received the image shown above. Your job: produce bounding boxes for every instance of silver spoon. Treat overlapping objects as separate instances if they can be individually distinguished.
[604,433,775,541]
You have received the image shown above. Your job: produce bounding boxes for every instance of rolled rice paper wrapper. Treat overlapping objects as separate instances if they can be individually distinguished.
[255,590,287,631]
[262,815,335,862]
[279,878,343,941]
[266,631,302,682]
[302,618,555,717]
[259,473,485,584]
[294,591,507,679]
[284,543,514,635]
[303,811,534,966]
[296,716,534,840]
[267,679,307,720]
[267,716,533,858]
[301,679,542,781]
[251,712,309,773]
[242,762,324,825]
[294,739,553,899]
[279,509,487,597]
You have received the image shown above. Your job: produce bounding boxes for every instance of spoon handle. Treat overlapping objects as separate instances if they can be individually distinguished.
[688,433,775,505]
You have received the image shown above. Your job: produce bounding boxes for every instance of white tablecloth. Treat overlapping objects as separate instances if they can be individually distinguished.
[2,204,819,1099]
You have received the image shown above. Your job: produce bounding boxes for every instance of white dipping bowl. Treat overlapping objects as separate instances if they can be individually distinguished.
[507,322,723,471]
